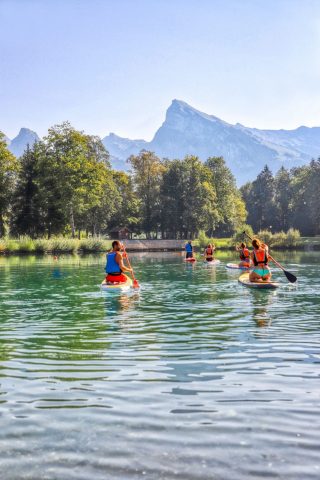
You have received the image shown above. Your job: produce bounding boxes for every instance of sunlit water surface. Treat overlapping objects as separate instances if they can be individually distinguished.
[0,251,319,480]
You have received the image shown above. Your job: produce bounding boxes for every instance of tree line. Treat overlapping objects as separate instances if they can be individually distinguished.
[241,162,320,236]
[1,122,319,239]
[0,123,246,239]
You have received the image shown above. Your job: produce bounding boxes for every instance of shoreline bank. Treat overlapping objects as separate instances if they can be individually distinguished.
[1,236,319,255]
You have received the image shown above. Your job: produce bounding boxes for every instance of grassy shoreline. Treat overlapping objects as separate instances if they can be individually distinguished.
[0,235,319,255]
[0,237,112,255]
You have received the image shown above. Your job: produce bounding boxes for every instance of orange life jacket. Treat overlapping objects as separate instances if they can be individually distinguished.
[206,248,213,256]
[240,247,250,260]
[253,248,268,266]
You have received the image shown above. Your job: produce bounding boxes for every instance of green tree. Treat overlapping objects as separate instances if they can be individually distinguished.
[180,156,218,238]
[129,151,165,238]
[290,160,320,235]
[160,159,185,238]
[205,156,247,236]
[11,143,44,237]
[274,166,292,231]
[160,156,218,238]
[37,122,114,237]
[243,165,276,232]
[0,132,19,236]
[306,159,320,235]
[108,171,141,234]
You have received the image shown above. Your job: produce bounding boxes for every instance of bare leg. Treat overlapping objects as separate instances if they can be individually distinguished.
[261,273,271,281]
[250,271,262,282]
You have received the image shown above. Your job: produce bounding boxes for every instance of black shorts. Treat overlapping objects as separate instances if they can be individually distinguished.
[186,251,193,258]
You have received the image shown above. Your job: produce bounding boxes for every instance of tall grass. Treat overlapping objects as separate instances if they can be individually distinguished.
[17,235,36,252]
[34,238,52,253]
[0,229,308,254]
[50,237,79,253]
[197,231,231,250]
[0,236,111,254]
[79,238,110,252]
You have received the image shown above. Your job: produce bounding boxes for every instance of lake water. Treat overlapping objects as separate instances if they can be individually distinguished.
[0,251,319,480]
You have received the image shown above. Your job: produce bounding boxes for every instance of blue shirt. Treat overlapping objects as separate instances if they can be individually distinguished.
[185,243,193,252]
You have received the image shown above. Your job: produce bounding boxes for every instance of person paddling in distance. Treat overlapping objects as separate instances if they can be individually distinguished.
[204,243,215,262]
[105,240,132,284]
[185,240,194,259]
[236,242,251,268]
[249,238,273,282]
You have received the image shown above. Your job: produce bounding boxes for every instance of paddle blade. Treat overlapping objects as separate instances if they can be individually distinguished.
[284,270,297,283]
[132,279,140,289]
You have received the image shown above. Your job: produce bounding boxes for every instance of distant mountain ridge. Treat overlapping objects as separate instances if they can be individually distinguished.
[3,100,320,184]
[102,100,320,184]
[5,128,39,157]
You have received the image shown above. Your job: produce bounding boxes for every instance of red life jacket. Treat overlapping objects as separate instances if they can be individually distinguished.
[206,248,213,256]
[253,248,268,266]
[240,247,250,260]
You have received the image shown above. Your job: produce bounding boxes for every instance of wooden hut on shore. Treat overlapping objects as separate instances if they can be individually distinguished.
[108,227,132,240]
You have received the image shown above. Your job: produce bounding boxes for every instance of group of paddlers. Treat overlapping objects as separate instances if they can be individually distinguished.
[186,238,273,282]
[105,237,273,286]
[185,240,216,262]
[236,239,272,282]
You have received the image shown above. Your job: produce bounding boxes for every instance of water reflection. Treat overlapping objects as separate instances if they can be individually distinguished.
[249,290,275,329]
[104,291,140,315]
[51,265,65,279]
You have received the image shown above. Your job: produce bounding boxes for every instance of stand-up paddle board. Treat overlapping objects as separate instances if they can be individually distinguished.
[185,257,196,263]
[238,272,279,289]
[101,274,133,292]
[226,263,251,270]
[204,259,221,265]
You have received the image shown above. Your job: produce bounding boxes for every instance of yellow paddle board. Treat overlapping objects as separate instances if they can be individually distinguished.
[100,274,133,292]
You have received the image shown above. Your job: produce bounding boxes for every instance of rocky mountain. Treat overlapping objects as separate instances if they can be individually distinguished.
[103,133,148,170]
[3,103,319,184]
[5,128,39,158]
[102,100,320,184]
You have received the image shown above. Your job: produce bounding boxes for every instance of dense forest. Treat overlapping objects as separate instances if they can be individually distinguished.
[241,162,320,236]
[0,123,319,239]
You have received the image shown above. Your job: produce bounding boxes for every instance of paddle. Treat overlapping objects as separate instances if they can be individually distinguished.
[243,231,297,283]
[122,244,140,289]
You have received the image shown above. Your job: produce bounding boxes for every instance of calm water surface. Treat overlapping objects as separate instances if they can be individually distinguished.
[0,251,319,480]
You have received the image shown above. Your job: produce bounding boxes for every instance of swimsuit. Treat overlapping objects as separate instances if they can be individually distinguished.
[253,267,270,277]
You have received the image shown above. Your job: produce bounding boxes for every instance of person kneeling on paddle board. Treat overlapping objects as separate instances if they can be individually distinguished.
[236,242,251,268]
[204,243,215,262]
[249,239,272,282]
[185,240,194,259]
[105,240,132,284]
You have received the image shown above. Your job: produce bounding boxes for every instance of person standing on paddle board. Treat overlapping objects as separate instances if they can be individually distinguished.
[185,240,194,259]
[236,242,251,268]
[249,238,272,282]
[204,243,215,262]
[105,240,132,284]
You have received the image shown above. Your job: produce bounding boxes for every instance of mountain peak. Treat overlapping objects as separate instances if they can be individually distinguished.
[8,128,39,157]
[17,127,38,137]
[166,99,226,126]
[171,99,192,109]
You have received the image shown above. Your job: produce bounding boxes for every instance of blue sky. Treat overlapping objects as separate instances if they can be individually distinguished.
[1,0,320,139]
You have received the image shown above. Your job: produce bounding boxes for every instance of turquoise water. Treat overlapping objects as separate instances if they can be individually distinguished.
[0,252,319,480]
